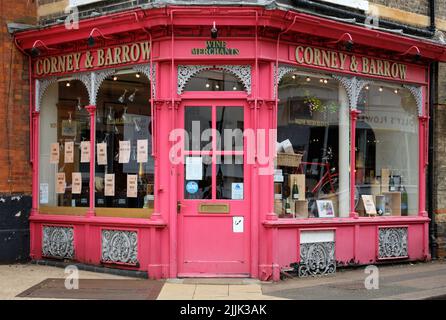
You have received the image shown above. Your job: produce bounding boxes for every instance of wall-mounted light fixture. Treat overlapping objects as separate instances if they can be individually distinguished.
[211,21,218,39]
[397,45,421,62]
[30,40,56,57]
[88,27,113,47]
[329,33,354,52]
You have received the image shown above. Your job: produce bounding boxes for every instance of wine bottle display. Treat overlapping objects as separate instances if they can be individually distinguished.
[292,181,299,199]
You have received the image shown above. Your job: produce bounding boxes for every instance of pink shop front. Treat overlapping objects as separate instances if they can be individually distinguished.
[14,6,446,281]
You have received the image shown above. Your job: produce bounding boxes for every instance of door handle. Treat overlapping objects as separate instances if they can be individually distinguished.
[177,201,184,214]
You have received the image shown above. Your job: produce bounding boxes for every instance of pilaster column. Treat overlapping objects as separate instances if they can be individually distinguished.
[350,109,361,218]
[85,105,96,217]
[419,115,429,217]
[31,111,40,216]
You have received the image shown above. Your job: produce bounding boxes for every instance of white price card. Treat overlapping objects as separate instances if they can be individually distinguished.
[50,143,60,164]
[127,174,138,198]
[97,143,107,165]
[72,172,82,194]
[104,174,115,196]
[137,139,148,163]
[80,141,90,163]
[64,141,74,163]
[119,140,131,164]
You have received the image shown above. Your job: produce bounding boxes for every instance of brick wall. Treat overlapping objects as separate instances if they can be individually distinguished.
[434,62,446,259]
[1,1,36,194]
[0,0,36,262]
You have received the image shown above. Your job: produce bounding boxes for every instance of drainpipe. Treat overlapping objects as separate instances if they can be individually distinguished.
[428,61,437,259]
[429,0,436,32]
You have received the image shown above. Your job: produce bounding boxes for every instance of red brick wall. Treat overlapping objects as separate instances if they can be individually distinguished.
[0,1,36,194]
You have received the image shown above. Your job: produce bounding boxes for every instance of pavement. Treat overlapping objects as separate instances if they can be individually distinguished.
[1,261,446,300]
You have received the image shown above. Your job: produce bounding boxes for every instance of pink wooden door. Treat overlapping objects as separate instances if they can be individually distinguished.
[177,100,251,277]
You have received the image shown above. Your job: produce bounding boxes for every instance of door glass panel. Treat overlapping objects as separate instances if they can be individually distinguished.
[185,107,212,151]
[217,106,244,151]
[184,156,212,199]
[216,155,244,200]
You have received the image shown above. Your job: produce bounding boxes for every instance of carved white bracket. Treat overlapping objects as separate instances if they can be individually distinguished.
[332,75,370,110]
[177,65,251,95]
[403,85,423,116]
[35,77,57,112]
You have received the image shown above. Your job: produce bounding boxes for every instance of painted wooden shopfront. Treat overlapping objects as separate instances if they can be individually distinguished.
[13,5,446,281]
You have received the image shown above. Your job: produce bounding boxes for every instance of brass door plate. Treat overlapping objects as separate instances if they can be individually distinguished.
[198,203,230,214]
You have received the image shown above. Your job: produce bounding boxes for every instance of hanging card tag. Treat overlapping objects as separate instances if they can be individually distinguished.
[104,174,115,196]
[72,172,82,194]
[64,141,74,163]
[137,139,148,163]
[97,143,107,165]
[50,143,60,164]
[127,174,138,198]
[56,172,66,194]
[119,140,131,164]
[80,141,90,163]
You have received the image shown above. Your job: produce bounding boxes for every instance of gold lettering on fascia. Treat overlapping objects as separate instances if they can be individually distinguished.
[295,46,408,80]
[35,41,150,76]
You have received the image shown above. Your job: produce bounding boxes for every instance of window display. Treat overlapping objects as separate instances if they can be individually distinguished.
[95,71,154,211]
[276,71,350,218]
[355,83,418,216]
[39,80,90,211]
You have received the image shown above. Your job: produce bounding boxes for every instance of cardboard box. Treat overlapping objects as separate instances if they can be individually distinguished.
[381,168,390,193]
[382,192,401,216]
[288,174,306,200]
[294,200,309,218]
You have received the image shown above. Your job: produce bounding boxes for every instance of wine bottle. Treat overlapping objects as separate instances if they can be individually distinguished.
[389,173,395,191]
[285,198,292,214]
[401,177,408,216]
[292,180,299,200]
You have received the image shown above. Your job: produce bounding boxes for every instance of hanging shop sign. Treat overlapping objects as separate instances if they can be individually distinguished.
[191,41,240,56]
[34,41,150,77]
[294,45,408,80]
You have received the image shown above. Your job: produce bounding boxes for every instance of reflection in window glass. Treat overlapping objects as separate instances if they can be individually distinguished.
[217,106,244,151]
[185,107,212,151]
[184,70,244,91]
[95,71,154,209]
[217,155,244,200]
[276,72,350,218]
[356,84,418,216]
[39,80,90,209]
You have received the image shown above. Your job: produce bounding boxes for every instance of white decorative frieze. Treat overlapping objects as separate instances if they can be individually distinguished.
[101,229,138,265]
[177,64,251,94]
[42,226,74,259]
[378,227,408,259]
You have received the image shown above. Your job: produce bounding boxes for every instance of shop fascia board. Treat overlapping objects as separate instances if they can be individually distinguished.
[14,6,446,62]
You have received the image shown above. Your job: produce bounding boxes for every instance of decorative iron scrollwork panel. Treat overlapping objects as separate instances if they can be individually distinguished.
[42,226,75,259]
[101,229,138,265]
[298,242,336,277]
[378,227,408,259]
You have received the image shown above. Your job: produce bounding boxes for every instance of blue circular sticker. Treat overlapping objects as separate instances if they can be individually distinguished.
[186,181,199,194]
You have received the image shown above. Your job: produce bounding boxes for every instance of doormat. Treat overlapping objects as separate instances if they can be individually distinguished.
[17,278,165,300]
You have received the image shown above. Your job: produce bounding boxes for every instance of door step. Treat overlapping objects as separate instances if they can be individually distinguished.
[168,277,259,285]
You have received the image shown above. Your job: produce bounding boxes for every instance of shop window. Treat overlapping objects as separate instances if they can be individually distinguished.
[95,71,154,213]
[184,69,244,91]
[39,80,91,213]
[276,72,350,219]
[356,84,418,216]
